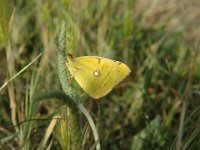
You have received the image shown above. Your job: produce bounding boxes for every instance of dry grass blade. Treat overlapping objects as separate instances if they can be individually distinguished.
[37,115,61,150]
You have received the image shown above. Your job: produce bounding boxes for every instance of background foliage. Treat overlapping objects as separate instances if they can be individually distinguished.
[0,0,200,149]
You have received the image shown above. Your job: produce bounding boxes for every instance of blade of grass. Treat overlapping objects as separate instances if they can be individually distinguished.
[78,103,101,150]
[175,46,199,150]
[0,52,42,92]
[37,115,61,150]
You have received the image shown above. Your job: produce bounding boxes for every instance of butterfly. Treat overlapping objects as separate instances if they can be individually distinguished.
[66,54,131,99]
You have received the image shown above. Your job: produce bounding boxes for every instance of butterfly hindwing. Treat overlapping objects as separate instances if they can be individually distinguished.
[67,56,131,99]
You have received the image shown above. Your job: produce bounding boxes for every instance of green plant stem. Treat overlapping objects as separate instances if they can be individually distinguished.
[58,20,82,150]
[57,20,101,150]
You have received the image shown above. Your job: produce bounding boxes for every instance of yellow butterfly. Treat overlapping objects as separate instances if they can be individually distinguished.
[66,54,131,99]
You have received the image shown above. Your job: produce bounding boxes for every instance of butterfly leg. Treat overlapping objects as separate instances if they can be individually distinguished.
[67,66,80,84]
[73,66,81,75]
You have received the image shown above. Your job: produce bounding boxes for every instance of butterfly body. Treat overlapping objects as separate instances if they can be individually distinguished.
[67,55,131,99]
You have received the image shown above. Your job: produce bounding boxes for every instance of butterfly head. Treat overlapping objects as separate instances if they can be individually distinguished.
[66,54,75,62]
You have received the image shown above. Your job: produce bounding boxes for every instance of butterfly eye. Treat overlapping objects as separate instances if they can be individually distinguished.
[93,69,101,77]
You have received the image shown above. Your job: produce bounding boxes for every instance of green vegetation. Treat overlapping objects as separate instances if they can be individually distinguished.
[0,0,200,149]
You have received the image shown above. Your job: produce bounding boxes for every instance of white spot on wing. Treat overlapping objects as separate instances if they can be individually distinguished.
[93,69,101,77]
